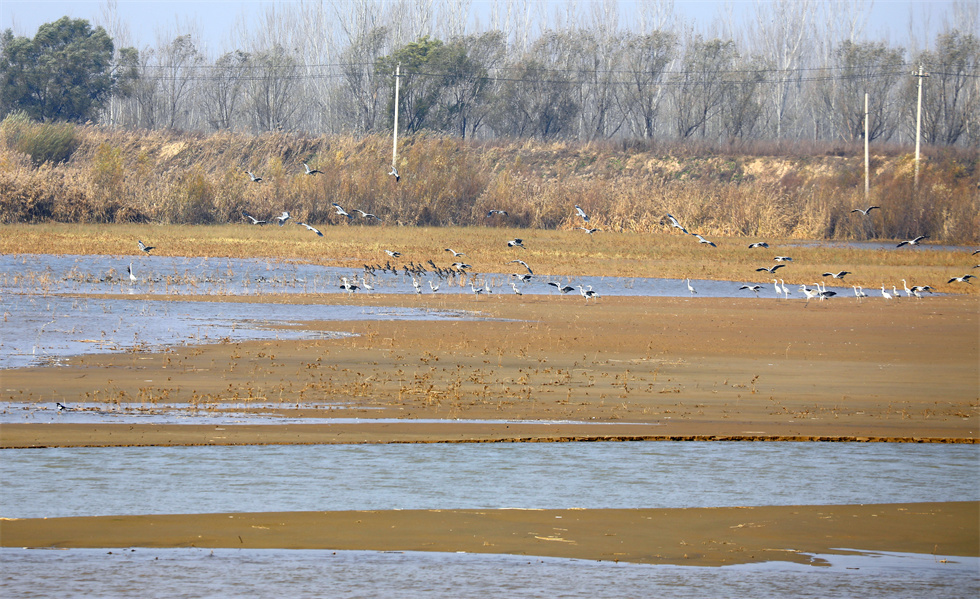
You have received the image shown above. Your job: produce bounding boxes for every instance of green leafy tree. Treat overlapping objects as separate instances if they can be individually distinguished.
[0,17,116,122]
[377,36,448,133]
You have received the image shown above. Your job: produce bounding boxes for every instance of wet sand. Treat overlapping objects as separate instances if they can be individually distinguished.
[2,294,977,565]
[3,502,977,566]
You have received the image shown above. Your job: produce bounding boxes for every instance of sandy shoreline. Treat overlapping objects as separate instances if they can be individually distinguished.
[3,502,977,567]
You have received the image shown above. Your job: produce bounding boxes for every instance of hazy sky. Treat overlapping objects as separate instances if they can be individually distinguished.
[0,1,962,52]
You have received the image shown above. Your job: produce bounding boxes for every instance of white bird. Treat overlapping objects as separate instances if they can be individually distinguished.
[947,274,976,284]
[510,282,523,295]
[339,276,358,294]
[508,238,525,248]
[138,239,155,254]
[748,242,769,249]
[774,256,793,262]
[56,402,70,411]
[897,235,928,248]
[773,279,782,298]
[127,263,137,283]
[800,285,819,303]
[815,281,836,299]
[901,279,913,297]
[686,279,697,296]
[242,211,267,225]
[756,264,786,274]
[512,273,532,284]
[445,248,465,257]
[353,209,381,221]
[575,205,590,222]
[693,234,716,247]
[881,285,893,299]
[779,279,791,298]
[297,222,323,236]
[452,262,471,270]
[276,211,291,226]
[487,209,508,217]
[361,276,374,292]
[331,203,352,219]
[303,162,322,175]
[428,280,440,293]
[740,284,762,297]
[412,278,422,295]
[822,271,852,279]
[853,285,868,300]
[385,249,402,258]
[851,206,880,216]
[389,165,400,182]
[245,170,263,183]
[665,213,689,234]
[578,227,601,235]
[578,285,598,301]
[548,282,575,294]
[509,259,532,274]
[893,285,902,300]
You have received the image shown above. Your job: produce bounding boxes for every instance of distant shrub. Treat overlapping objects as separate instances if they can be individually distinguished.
[0,112,80,166]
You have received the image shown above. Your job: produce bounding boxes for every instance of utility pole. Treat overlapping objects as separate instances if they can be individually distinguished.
[864,93,869,202]
[392,64,400,170]
[913,65,928,188]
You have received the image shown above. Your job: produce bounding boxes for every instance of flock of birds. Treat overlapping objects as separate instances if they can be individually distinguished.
[131,177,977,303]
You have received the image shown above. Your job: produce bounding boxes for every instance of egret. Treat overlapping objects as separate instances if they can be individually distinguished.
[389,165,400,182]
[822,271,852,279]
[693,234,716,247]
[508,238,525,248]
[665,213,689,234]
[850,206,880,216]
[772,279,782,298]
[748,242,769,249]
[779,279,792,299]
[574,205,590,222]
[412,278,422,295]
[853,286,868,300]
[242,211,267,225]
[138,240,155,254]
[947,274,976,284]
[127,263,137,283]
[511,282,523,295]
[893,285,902,300]
[331,203,352,219]
[361,276,374,292]
[445,248,465,257]
[509,259,532,274]
[897,235,928,248]
[303,162,322,175]
[297,222,323,237]
[245,170,262,183]
[901,279,913,297]
[276,211,291,226]
[429,280,440,293]
[578,285,598,301]
[756,264,786,274]
[686,279,697,296]
[881,286,893,299]
[800,285,819,303]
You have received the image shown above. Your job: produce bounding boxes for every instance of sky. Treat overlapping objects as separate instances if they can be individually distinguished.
[0,0,964,53]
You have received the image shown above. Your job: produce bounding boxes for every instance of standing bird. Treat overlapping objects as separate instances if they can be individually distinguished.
[693,234,716,247]
[897,235,928,248]
[548,282,575,295]
[507,238,525,248]
[303,162,322,175]
[853,286,868,300]
[331,203,352,219]
[428,280,440,293]
[510,282,523,295]
[578,285,598,301]
[242,211,267,225]
[748,242,769,249]
[822,271,852,279]
[850,206,880,216]
[127,263,137,283]
[361,276,374,293]
[389,165,400,182]
[756,264,786,274]
[296,222,323,237]
[275,211,291,226]
[574,205,590,222]
[779,279,791,299]
[665,213,689,235]
[881,286,893,300]
[245,170,263,183]
[686,279,697,296]
[509,259,533,275]
[138,240,155,254]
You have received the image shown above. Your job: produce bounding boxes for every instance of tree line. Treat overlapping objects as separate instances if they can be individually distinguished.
[2,1,978,147]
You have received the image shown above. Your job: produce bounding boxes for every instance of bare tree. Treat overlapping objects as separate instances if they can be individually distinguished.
[620,30,676,139]
[671,35,738,138]
[905,29,979,145]
[820,39,905,142]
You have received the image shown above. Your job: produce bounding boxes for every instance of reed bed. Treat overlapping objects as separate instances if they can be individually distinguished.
[0,122,976,244]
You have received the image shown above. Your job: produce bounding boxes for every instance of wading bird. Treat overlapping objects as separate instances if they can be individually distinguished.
[748,242,769,249]
[779,279,792,298]
[361,276,374,293]
[242,211,267,225]
[686,279,697,296]
[947,274,976,284]
[881,286,893,299]
[897,235,928,248]
[429,280,440,293]
[509,259,532,275]
[665,213,689,235]
[389,165,400,182]
[245,170,262,183]
[548,282,575,294]
[850,206,880,216]
[511,282,523,295]
[693,234,716,247]
[138,240,155,254]
[822,271,852,279]
[508,238,525,248]
[127,263,137,283]
[756,264,786,274]
[297,222,323,237]
[574,205,590,222]
[740,284,762,297]
[275,211,291,226]
[578,285,598,301]
[303,162,322,175]
[853,286,868,300]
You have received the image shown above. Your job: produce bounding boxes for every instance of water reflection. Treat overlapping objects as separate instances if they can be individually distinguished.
[2,443,975,518]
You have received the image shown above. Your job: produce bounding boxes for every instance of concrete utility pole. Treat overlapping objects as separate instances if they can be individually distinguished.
[864,93,870,202]
[913,65,929,188]
[392,64,400,169]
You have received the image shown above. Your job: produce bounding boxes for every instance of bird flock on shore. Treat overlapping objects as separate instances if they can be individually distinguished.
[125,161,974,304]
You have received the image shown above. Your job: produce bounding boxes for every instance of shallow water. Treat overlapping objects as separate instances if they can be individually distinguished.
[1,547,976,599]
[2,443,976,518]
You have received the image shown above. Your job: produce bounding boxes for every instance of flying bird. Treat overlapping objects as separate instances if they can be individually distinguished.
[452,262,472,270]
[756,264,786,274]
[445,248,465,257]
[303,162,322,175]
[385,250,402,258]
[245,170,263,183]
[947,274,976,284]
[774,256,793,262]
[353,209,381,221]
[578,227,601,235]
[740,284,762,296]
[138,240,155,254]
[487,209,508,217]
[508,238,525,248]
[851,206,880,216]
[548,282,575,294]
[897,235,928,248]
[331,203,352,219]
[822,271,852,279]
[276,211,291,226]
[389,165,400,182]
[509,259,533,275]
[693,234,716,247]
[242,211,267,225]
[574,205,590,222]
[665,213,689,235]
[748,242,769,249]
[297,222,323,237]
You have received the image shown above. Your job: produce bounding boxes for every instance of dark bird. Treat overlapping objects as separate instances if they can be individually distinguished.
[297,222,323,236]
[138,240,155,254]
[748,242,769,249]
[242,211,267,225]
[303,162,322,175]
[245,170,263,183]
[508,238,525,248]
[822,271,852,279]
[56,402,71,411]
[851,206,880,216]
[756,264,786,274]
[897,235,928,248]
[574,205,590,222]
[389,165,400,182]
[665,213,689,235]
